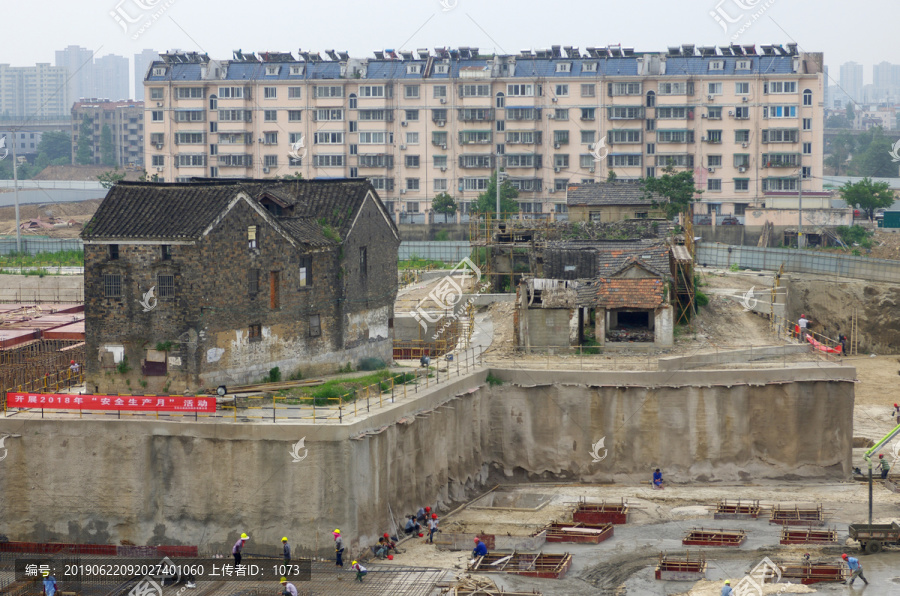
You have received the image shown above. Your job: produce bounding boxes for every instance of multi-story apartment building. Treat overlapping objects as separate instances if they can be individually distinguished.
[133,49,160,101]
[0,130,43,155]
[145,44,824,221]
[71,100,145,167]
[0,63,69,119]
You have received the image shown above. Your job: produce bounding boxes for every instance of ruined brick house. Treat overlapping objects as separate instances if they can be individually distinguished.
[82,178,399,394]
[566,181,668,223]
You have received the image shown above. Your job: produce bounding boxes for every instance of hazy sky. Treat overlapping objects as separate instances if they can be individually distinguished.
[5,0,898,91]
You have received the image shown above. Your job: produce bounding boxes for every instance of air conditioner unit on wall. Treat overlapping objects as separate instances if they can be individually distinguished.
[156,144,163,150]
[440,98,446,104]
[400,189,406,194]
[401,121,408,126]
[707,95,714,100]
[707,167,715,173]
[701,114,707,119]
[400,144,406,150]
[742,97,749,102]
[263,167,270,173]
[441,144,447,150]
[728,111,735,116]
[440,166,446,172]
[549,188,555,193]
[437,121,445,127]
[589,167,595,173]
[739,166,746,173]
[742,142,748,148]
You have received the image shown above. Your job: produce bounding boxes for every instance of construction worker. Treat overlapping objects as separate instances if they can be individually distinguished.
[42,574,57,596]
[720,579,732,596]
[427,513,440,543]
[404,515,420,536]
[281,537,290,565]
[279,577,297,596]
[416,507,427,524]
[652,468,663,488]
[374,537,388,559]
[798,314,809,340]
[382,532,400,554]
[333,529,344,568]
[232,533,249,566]
[351,560,367,582]
[880,454,891,479]
[472,537,487,558]
[842,553,868,585]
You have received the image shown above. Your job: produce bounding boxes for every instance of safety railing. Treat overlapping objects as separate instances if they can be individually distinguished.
[1,366,83,412]
[2,347,486,424]
[770,313,844,361]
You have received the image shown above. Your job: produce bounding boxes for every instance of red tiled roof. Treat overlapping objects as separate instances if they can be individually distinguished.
[587,277,664,309]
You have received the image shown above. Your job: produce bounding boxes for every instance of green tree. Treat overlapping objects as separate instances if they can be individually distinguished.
[606,171,617,182]
[431,192,457,223]
[138,169,160,182]
[846,101,856,122]
[34,152,50,170]
[97,168,126,189]
[36,131,72,162]
[281,172,304,180]
[472,172,519,218]
[825,131,855,175]
[100,124,115,166]
[640,165,701,219]
[840,177,895,219]
[848,128,900,177]
[75,116,93,165]
[825,114,851,128]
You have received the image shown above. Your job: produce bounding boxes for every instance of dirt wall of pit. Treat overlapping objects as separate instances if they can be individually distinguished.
[0,366,853,558]
[784,277,900,353]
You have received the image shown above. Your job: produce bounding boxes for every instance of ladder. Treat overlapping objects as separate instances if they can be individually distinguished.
[850,308,859,355]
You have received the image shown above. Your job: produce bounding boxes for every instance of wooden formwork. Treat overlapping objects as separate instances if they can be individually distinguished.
[572,498,629,525]
[780,563,848,585]
[541,522,614,544]
[654,552,707,581]
[769,504,825,526]
[682,528,747,547]
[468,551,573,580]
[779,527,838,545]
[714,500,760,520]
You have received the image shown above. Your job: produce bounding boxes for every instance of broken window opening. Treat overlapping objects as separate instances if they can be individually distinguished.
[309,314,321,337]
[249,323,262,342]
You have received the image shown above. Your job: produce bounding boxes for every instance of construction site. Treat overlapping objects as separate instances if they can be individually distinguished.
[2,209,900,596]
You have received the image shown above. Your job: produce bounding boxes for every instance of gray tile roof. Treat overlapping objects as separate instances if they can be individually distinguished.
[566,182,666,207]
[544,240,672,280]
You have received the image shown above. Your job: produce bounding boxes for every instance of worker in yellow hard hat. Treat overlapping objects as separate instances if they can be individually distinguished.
[722,579,732,596]
[279,577,297,596]
[232,533,249,566]
[333,529,344,568]
[281,537,290,565]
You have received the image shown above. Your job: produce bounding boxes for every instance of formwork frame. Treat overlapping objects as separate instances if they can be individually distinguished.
[681,528,747,547]
[779,527,838,545]
[572,498,629,525]
[769,504,825,526]
[654,551,707,581]
[779,563,848,585]
[468,552,572,580]
[541,522,614,544]
[714,500,761,520]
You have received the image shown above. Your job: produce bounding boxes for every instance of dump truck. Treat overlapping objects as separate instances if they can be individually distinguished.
[848,522,900,554]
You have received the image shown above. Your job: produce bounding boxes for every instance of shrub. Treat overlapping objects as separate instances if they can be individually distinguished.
[728,263,740,272]
[358,357,386,371]
[694,290,710,308]
[486,373,504,386]
[266,367,282,383]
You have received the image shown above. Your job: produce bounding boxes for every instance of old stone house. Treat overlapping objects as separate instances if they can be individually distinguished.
[82,178,399,394]
[566,181,667,223]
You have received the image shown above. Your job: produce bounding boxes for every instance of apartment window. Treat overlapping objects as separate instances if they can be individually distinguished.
[176,87,204,99]
[803,89,813,106]
[405,109,419,121]
[554,155,569,168]
[158,274,174,298]
[218,109,252,122]
[405,155,420,168]
[175,110,205,122]
[406,178,420,191]
[459,131,491,144]
[405,85,420,99]
[764,81,797,94]
[708,60,725,71]
[433,85,447,98]
[288,110,302,122]
[151,111,163,122]
[210,122,217,133]
[174,132,204,144]
[432,131,448,146]
[553,130,569,145]
[647,143,655,154]
[761,129,799,143]
[496,93,505,108]
[609,106,643,120]
[551,108,568,121]
[359,132,387,144]
[315,85,344,98]
[264,155,278,167]
[735,130,750,143]
[707,155,722,167]
[802,166,811,179]
[264,87,277,99]
[735,82,750,95]
[349,122,358,133]
[734,106,749,119]
[406,132,419,144]
[259,110,275,122]
[608,82,641,96]
[707,179,722,191]
[265,131,279,144]
[358,109,391,121]
[151,155,165,167]
[581,84,595,97]
[507,83,536,97]
[609,129,641,143]
[349,94,357,109]
[607,154,642,167]
[108,244,119,260]
[249,323,262,342]
[150,88,164,100]
[462,177,489,191]
[248,269,259,295]
[460,84,490,97]
[209,95,217,110]
[288,87,302,99]
[218,86,247,98]
[802,118,812,131]
[706,130,722,143]
[763,105,797,118]
[314,131,343,144]
[161,245,172,260]
[646,119,656,131]
[176,154,206,167]
[359,247,367,279]
[309,315,321,337]
[803,142,812,154]
[314,154,345,167]
[708,82,723,95]
[734,178,749,191]
[734,203,748,216]
[432,108,448,122]
[734,154,750,168]
[653,154,692,167]
[580,108,596,120]
[658,130,693,144]
[658,82,692,95]
[433,155,448,169]
[103,274,122,298]
[349,144,358,155]
[555,84,569,97]
[506,107,539,121]
[496,121,505,132]
[248,226,258,249]
[434,178,448,191]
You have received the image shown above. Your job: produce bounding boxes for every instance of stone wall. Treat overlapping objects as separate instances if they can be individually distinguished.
[0,366,853,559]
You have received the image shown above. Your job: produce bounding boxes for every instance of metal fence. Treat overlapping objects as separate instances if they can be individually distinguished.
[399,241,472,263]
[0,237,83,256]
[696,243,900,284]
[0,180,105,190]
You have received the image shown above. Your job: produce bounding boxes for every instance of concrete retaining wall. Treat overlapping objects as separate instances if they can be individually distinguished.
[658,344,810,371]
[0,366,853,559]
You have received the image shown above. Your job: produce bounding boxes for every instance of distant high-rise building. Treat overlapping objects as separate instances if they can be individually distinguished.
[71,99,145,167]
[55,45,94,106]
[872,61,900,102]
[94,54,130,101]
[839,61,864,104]
[133,49,159,101]
[0,63,69,119]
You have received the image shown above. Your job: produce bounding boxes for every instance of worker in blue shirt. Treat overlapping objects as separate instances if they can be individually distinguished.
[720,579,732,596]
[842,553,868,585]
[653,468,664,488]
[472,537,487,558]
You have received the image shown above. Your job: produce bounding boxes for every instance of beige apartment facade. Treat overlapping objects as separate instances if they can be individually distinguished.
[144,45,824,221]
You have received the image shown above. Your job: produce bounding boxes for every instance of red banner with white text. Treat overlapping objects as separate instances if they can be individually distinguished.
[6,393,216,412]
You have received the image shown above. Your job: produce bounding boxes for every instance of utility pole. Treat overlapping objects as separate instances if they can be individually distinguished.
[495,151,501,218]
[797,161,804,248]
[12,135,20,252]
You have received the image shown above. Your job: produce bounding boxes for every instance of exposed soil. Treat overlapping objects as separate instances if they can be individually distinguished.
[0,199,101,238]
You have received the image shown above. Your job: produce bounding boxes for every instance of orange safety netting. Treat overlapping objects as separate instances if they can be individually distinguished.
[806,334,842,354]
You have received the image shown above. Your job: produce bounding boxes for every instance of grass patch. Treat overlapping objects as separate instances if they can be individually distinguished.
[486,373,504,387]
[398,255,449,270]
[0,249,84,268]
[279,370,416,406]
[728,263,740,272]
